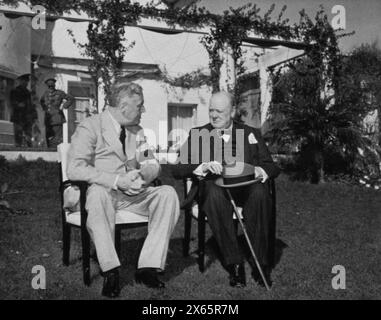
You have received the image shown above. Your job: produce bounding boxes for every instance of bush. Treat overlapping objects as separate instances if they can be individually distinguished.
[0,155,59,191]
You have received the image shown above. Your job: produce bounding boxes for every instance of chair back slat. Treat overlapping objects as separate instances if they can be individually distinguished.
[185,177,193,193]
[57,143,71,182]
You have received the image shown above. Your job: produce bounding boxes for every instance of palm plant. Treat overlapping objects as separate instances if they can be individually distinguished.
[268,56,375,183]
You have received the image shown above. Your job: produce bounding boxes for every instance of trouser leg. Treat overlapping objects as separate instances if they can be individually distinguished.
[86,184,120,272]
[14,123,23,147]
[117,185,180,270]
[241,182,273,267]
[22,122,33,147]
[50,124,63,147]
[202,180,243,265]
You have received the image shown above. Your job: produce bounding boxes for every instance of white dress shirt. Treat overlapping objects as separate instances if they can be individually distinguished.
[193,123,269,183]
[107,109,159,190]
[106,110,124,190]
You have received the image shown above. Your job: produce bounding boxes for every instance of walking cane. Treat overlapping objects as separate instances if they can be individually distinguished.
[225,188,271,291]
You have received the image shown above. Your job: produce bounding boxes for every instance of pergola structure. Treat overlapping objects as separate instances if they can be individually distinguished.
[0,1,309,154]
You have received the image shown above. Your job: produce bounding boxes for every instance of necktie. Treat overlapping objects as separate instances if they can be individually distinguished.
[119,125,126,155]
[219,129,235,165]
[217,129,232,142]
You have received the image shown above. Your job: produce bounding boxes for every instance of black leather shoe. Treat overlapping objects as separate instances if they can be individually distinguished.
[227,263,246,287]
[102,269,120,298]
[135,268,165,289]
[252,265,273,288]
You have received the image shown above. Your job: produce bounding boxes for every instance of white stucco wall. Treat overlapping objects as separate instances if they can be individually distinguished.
[125,79,212,150]
[33,18,210,79]
[165,84,211,125]
[30,18,89,59]
[50,19,89,59]
[0,14,31,76]
[135,79,168,148]
[123,27,210,77]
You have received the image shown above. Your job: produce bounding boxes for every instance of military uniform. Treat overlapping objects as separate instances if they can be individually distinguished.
[40,89,74,148]
[10,85,36,147]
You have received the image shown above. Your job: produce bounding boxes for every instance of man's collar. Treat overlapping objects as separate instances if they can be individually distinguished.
[225,122,233,132]
[216,122,234,142]
[106,109,122,134]
[217,122,233,134]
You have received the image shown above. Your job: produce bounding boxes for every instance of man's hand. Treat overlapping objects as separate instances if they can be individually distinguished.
[117,170,141,191]
[140,163,160,185]
[124,175,146,196]
[254,166,269,183]
[202,161,223,175]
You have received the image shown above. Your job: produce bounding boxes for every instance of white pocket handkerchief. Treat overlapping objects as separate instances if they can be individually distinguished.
[248,132,258,144]
[221,134,231,143]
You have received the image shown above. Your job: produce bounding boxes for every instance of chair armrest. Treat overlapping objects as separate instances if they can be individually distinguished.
[61,180,88,193]
[170,164,198,180]
[181,177,201,210]
[61,180,88,227]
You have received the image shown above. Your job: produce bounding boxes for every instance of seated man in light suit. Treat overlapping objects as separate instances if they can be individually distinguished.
[67,83,180,298]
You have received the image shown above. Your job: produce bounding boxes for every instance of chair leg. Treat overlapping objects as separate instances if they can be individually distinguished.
[62,224,71,266]
[198,210,206,273]
[115,227,121,258]
[183,209,192,257]
[269,179,277,269]
[81,227,91,286]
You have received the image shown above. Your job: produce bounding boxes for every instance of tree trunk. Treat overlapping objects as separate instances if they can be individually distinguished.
[309,147,325,184]
[317,150,325,183]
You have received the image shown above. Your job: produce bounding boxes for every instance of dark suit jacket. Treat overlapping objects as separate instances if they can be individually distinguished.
[41,89,74,125]
[172,121,280,179]
[10,85,35,124]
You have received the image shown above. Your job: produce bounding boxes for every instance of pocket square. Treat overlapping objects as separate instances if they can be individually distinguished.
[248,132,258,144]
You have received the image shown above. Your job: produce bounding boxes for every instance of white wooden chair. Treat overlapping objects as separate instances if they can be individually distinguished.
[57,143,149,286]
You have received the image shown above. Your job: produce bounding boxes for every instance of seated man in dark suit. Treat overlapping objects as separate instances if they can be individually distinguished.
[174,91,280,288]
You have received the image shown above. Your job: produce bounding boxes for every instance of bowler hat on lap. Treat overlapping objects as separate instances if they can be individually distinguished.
[215,161,260,188]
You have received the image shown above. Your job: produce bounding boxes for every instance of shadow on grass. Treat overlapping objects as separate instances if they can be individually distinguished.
[202,235,288,274]
[117,237,197,289]
[240,236,288,270]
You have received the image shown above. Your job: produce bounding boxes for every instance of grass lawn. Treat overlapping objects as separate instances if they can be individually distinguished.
[0,164,380,300]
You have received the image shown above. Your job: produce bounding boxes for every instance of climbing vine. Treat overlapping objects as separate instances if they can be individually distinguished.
[9,1,351,107]
[161,68,212,89]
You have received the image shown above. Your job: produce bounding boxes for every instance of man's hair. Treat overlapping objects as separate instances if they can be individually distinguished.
[210,91,235,110]
[110,82,143,107]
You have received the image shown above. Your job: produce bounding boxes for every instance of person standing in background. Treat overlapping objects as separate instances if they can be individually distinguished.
[40,78,74,148]
[10,74,36,147]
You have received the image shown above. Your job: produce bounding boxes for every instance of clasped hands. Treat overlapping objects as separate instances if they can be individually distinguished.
[116,170,146,196]
[117,163,160,195]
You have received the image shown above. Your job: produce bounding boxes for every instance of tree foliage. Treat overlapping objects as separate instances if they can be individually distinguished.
[268,38,381,183]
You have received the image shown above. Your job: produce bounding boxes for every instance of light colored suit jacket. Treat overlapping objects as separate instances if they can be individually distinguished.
[67,111,159,190]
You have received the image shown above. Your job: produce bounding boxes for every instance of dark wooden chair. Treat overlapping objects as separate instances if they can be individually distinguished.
[181,176,277,272]
[58,143,153,286]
